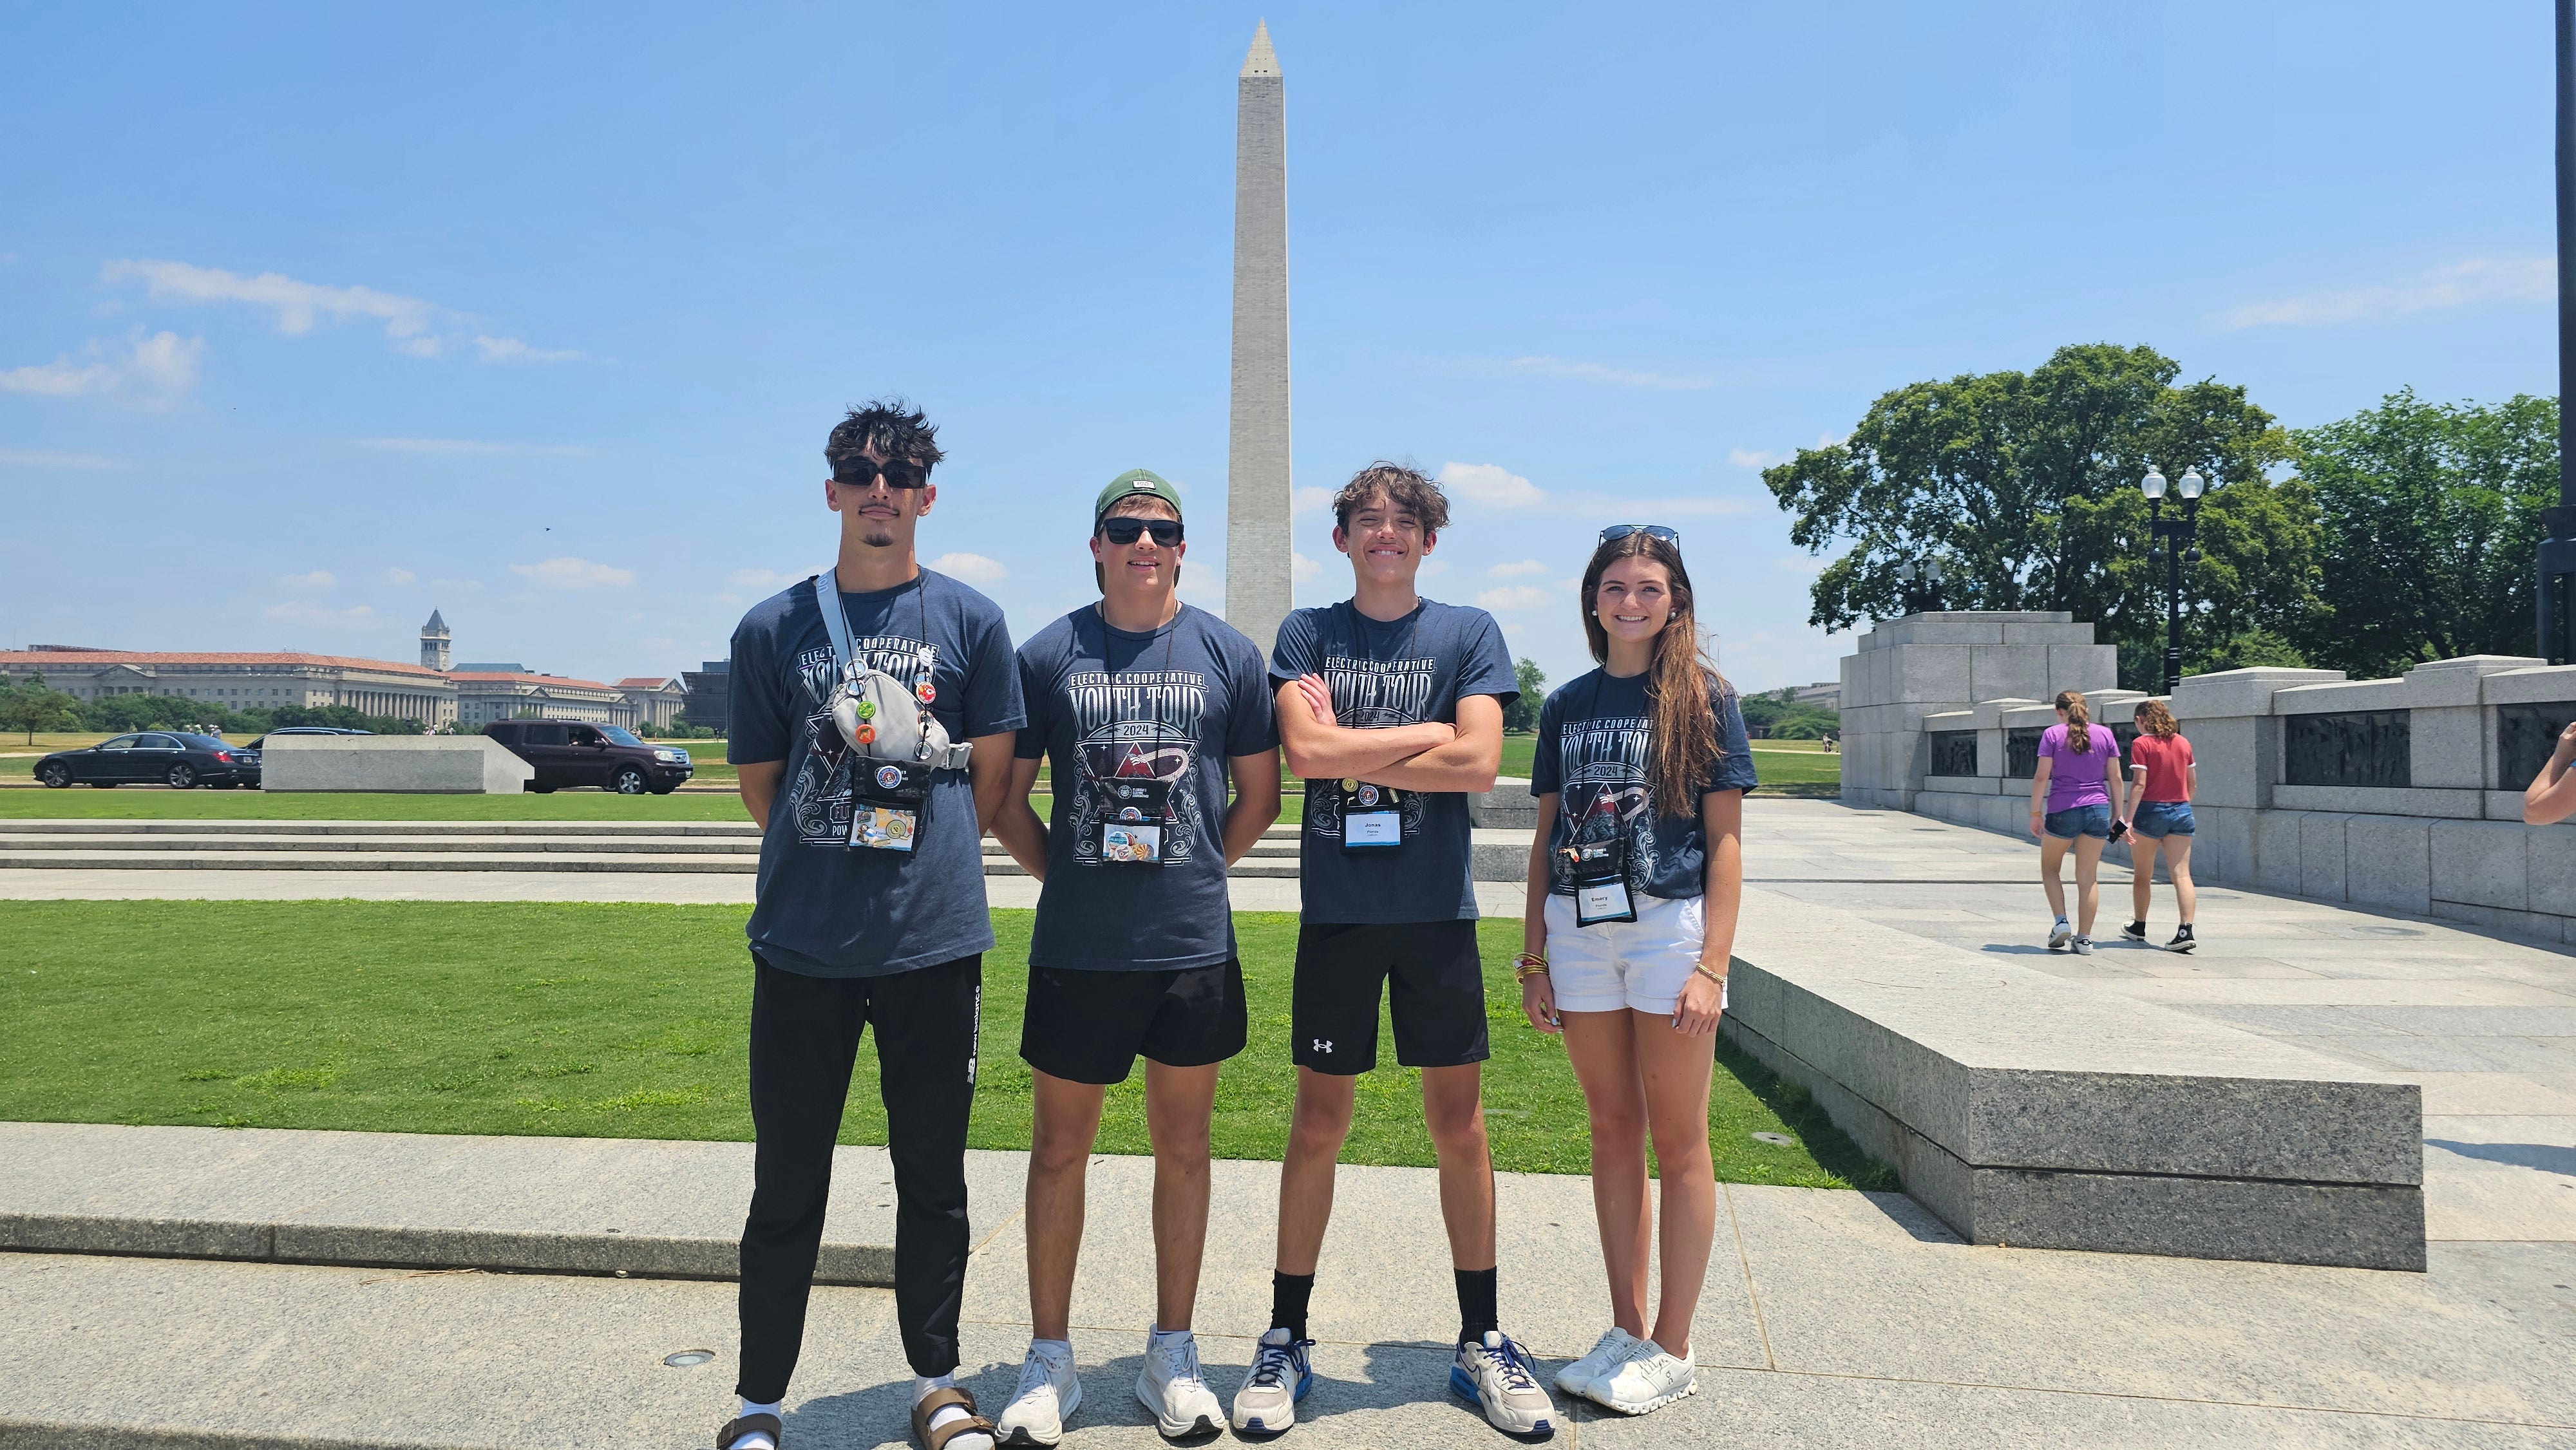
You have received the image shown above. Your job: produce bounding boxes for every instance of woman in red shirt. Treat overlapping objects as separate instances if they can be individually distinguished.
[2119,700,2198,952]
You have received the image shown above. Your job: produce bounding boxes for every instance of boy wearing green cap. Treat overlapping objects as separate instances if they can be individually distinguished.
[987,470,1282,1445]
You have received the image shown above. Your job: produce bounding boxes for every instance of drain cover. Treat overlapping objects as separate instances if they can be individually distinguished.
[1751,1131,1795,1146]
[665,1350,716,1368]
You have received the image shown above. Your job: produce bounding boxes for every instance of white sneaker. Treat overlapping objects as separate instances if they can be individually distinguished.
[1596,1342,1698,1415]
[2047,916,2072,951]
[1229,1325,1314,1434]
[1554,1326,1642,1400]
[2071,936,2094,956]
[1449,1330,1557,1436]
[994,1340,1081,1447]
[1135,1325,1224,1438]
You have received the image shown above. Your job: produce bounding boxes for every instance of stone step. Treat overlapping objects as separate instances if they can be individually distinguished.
[0,849,1305,878]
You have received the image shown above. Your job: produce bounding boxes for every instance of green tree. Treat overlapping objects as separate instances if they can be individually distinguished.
[0,675,82,743]
[1506,658,1546,732]
[1737,687,1839,740]
[2286,389,2558,679]
[1763,343,2322,688]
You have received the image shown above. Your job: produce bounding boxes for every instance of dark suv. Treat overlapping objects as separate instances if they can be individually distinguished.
[482,720,694,795]
[35,732,262,789]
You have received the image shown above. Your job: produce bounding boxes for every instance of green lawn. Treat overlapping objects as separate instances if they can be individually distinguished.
[0,787,1308,825]
[1500,732,1841,800]
[0,901,1888,1190]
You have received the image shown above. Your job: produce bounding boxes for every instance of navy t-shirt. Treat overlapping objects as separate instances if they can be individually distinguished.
[1270,599,1517,924]
[1016,604,1278,971]
[1529,668,1757,900]
[728,570,1025,977]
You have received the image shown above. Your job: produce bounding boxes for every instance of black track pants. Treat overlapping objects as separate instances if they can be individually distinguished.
[736,952,981,1400]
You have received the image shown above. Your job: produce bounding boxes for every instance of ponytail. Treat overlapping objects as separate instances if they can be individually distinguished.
[2056,690,2094,753]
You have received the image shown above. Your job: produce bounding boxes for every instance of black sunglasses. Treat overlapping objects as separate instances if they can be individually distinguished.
[830,459,930,490]
[1099,516,1184,546]
[1599,524,1680,547]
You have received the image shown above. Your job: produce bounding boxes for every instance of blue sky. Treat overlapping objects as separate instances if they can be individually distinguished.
[0,1,2557,695]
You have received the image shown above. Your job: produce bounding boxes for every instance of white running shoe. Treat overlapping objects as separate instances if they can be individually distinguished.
[1596,1342,1698,1415]
[1135,1325,1224,1438]
[1554,1326,1642,1400]
[1450,1330,1557,1436]
[2047,916,2073,951]
[994,1339,1081,1447]
[2071,936,2094,956]
[1229,1325,1314,1435]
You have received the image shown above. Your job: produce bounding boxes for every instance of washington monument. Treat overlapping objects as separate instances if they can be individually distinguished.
[1226,20,1291,656]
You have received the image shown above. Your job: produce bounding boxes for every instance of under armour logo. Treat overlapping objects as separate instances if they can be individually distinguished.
[1312,1039,1333,1054]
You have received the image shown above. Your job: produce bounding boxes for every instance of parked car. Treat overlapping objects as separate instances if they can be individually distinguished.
[243,725,372,750]
[34,732,262,789]
[482,720,693,795]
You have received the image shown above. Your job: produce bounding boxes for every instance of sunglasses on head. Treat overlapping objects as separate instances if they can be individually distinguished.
[1099,516,1184,546]
[1599,524,1680,547]
[830,458,930,490]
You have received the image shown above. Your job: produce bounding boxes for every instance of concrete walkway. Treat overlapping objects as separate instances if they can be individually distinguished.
[3,1123,2568,1447]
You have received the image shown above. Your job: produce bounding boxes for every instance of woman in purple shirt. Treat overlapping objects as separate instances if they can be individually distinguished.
[2025,690,2126,954]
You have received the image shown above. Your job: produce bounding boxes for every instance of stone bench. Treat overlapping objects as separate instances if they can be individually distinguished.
[1721,887,2425,1270]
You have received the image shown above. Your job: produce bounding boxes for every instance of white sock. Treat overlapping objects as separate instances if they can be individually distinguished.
[731,1398,781,1450]
[914,1375,992,1449]
[1031,1336,1072,1359]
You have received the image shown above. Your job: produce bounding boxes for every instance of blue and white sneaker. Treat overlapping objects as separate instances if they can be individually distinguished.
[1450,1330,1555,1436]
[1229,1326,1314,1435]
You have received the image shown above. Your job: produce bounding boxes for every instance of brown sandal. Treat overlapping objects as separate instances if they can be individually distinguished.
[715,1412,782,1449]
[911,1386,997,1450]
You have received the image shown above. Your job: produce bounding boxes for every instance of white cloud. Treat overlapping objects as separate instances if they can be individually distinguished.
[0,449,120,468]
[1437,462,1544,509]
[511,556,635,590]
[1488,559,1549,578]
[1292,486,1335,514]
[104,258,575,362]
[1292,551,1322,583]
[930,552,1008,584]
[1727,447,1786,469]
[0,330,201,402]
[1473,584,1557,612]
[263,601,377,629]
[727,567,793,590]
[277,570,337,588]
[2217,257,2553,329]
[383,568,417,585]
[357,437,592,456]
[473,335,582,363]
[1503,355,1714,390]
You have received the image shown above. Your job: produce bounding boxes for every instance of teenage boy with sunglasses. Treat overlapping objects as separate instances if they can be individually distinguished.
[1227,463,1553,1437]
[986,470,1282,1445]
[719,402,1025,1450]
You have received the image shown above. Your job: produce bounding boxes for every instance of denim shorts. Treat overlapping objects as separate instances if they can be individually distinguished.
[2043,804,2112,840]
[2132,801,2196,838]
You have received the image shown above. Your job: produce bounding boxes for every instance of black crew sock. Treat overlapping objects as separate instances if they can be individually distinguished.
[1271,1271,1315,1341]
[1455,1266,1499,1345]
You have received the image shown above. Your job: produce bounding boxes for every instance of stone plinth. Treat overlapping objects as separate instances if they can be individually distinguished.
[262,736,535,794]
[1839,612,2118,810]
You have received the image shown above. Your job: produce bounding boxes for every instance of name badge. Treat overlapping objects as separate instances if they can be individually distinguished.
[1565,838,1638,927]
[851,804,918,852]
[1099,821,1164,864]
[1337,780,1405,854]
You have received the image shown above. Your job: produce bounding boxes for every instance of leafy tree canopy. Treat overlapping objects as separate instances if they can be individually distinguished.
[2286,388,2557,679]
[1763,343,2322,688]
[0,675,82,744]
[1506,657,1547,733]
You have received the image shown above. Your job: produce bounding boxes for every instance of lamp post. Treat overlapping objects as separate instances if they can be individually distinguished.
[2537,0,2576,664]
[2141,466,2206,695]
[1896,557,1946,616]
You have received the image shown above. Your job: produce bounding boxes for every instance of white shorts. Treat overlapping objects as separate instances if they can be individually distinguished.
[1542,891,1720,1015]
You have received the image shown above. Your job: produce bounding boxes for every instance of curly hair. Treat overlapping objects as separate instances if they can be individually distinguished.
[1331,462,1451,536]
[2133,699,2180,739]
[824,398,945,472]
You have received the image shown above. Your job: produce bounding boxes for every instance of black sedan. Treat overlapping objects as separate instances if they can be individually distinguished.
[35,732,263,789]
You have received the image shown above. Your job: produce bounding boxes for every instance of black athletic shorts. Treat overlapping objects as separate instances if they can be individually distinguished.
[1291,921,1489,1075]
[1019,959,1247,1086]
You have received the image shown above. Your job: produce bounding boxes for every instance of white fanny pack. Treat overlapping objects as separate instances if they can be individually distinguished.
[815,570,972,772]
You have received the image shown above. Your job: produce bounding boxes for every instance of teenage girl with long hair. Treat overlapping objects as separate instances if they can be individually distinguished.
[2119,699,2199,952]
[1515,526,1757,1418]
[2029,689,2125,954]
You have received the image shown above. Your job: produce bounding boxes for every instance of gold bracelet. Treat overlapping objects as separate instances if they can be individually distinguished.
[1692,963,1726,986]
[1513,952,1549,982]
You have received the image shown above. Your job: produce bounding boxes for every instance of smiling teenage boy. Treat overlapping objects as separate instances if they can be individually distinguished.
[719,402,1025,1450]
[985,471,1282,1445]
[1229,463,1554,1437]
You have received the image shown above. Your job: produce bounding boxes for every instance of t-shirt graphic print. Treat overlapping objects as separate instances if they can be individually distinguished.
[786,632,941,847]
[1301,634,1437,847]
[1531,669,1759,901]
[1064,667,1208,867]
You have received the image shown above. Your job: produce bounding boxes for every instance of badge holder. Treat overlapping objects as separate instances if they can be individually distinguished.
[1337,778,1403,854]
[851,758,932,852]
[1097,775,1173,866]
[1564,838,1638,927]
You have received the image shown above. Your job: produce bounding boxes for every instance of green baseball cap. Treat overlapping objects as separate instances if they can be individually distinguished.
[1094,468,1184,523]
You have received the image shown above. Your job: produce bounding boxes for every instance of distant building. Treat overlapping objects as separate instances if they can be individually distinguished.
[451,671,638,729]
[420,610,451,671]
[0,648,457,727]
[616,676,690,729]
[681,659,729,733]
[1791,680,1841,710]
